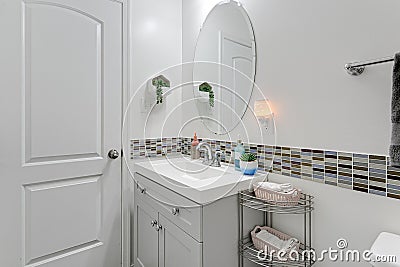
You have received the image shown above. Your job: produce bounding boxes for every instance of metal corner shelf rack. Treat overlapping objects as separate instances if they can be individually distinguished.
[239,189,315,266]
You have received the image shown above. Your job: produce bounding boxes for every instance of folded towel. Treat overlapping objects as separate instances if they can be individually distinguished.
[256,230,298,252]
[281,238,299,252]
[390,53,400,166]
[256,230,284,249]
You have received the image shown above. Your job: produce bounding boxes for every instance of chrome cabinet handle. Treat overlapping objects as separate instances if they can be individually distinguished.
[155,224,162,231]
[171,207,179,216]
[151,220,157,227]
[108,149,119,159]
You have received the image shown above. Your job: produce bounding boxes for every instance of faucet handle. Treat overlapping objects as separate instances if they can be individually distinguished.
[214,150,222,161]
[211,150,222,167]
[201,150,211,165]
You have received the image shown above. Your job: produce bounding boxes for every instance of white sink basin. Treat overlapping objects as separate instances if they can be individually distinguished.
[150,158,233,180]
[132,155,268,204]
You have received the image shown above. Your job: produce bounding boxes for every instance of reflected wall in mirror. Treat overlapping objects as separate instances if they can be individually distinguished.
[193,0,256,135]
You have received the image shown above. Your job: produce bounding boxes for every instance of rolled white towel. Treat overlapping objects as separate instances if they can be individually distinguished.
[255,182,283,192]
[280,183,293,193]
[255,182,294,193]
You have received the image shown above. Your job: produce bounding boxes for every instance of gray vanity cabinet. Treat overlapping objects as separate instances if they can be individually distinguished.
[133,172,263,267]
[133,175,202,267]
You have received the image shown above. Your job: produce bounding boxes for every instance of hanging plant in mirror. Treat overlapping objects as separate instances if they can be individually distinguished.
[199,82,214,107]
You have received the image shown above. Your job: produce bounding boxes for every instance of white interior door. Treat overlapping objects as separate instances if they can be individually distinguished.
[0,0,123,266]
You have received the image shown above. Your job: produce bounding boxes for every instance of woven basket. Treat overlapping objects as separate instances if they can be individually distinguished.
[254,184,301,206]
[251,226,299,254]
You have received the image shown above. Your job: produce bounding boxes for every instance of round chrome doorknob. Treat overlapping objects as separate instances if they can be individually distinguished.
[108,149,119,159]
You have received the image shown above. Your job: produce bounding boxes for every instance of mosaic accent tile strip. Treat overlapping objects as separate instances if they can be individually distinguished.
[130,137,400,201]
[337,152,352,189]
[130,137,181,159]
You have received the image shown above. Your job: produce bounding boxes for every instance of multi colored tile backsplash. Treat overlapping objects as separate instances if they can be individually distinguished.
[130,137,400,201]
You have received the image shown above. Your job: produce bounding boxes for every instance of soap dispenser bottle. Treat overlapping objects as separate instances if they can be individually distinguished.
[234,135,245,170]
[191,132,200,159]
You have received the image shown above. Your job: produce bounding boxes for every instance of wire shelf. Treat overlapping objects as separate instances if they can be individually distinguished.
[240,237,316,267]
[239,190,314,214]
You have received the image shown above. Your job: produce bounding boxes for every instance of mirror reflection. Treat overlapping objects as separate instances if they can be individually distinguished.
[193,0,256,135]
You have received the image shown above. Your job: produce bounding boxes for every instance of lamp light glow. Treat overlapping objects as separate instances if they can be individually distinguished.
[254,100,272,118]
[254,100,274,129]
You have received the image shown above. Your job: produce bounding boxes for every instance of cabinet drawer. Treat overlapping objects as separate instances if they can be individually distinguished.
[134,173,203,242]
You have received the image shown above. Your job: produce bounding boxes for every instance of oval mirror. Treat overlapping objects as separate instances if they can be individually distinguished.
[193,0,256,135]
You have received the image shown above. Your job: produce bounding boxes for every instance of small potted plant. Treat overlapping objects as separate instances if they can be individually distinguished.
[240,153,258,175]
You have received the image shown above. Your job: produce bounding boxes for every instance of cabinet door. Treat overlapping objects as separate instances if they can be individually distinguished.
[158,214,202,267]
[134,194,159,267]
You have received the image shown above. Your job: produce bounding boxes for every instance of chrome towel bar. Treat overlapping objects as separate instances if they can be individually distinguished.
[345,56,394,76]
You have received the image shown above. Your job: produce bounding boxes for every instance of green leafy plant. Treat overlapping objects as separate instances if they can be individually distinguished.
[152,75,170,104]
[240,153,256,162]
[199,82,214,107]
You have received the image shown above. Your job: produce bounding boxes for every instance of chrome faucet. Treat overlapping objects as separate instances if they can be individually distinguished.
[196,142,212,165]
[196,142,222,167]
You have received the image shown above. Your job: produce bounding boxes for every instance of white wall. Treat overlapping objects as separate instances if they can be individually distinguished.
[130,0,182,139]
[128,1,182,264]
[269,173,400,267]
[182,0,400,156]
[181,1,400,266]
